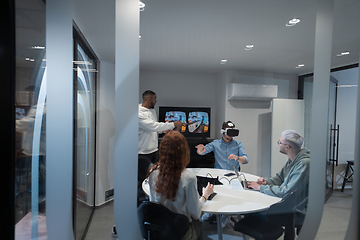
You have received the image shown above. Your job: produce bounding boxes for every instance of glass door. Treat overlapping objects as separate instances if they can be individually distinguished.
[326,77,338,201]
[73,25,98,240]
[299,74,337,201]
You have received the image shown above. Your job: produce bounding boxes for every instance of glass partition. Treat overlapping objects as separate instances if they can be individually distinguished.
[299,65,358,239]
[14,0,47,239]
[300,74,338,201]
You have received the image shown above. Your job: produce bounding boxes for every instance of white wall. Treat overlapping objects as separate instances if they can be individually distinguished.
[271,99,305,175]
[140,69,299,177]
[139,70,217,138]
[222,70,298,176]
[96,61,115,205]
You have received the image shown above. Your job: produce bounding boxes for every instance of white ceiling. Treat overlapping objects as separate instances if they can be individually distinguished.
[17,0,360,76]
[138,0,360,75]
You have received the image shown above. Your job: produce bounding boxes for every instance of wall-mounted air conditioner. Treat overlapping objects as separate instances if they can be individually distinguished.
[228,83,278,100]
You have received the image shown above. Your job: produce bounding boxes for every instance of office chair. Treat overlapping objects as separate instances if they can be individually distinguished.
[137,201,189,240]
[138,156,152,206]
[233,189,300,240]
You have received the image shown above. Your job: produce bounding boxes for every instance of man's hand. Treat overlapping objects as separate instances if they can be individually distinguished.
[195,144,206,155]
[173,121,183,128]
[247,181,261,191]
[256,177,267,185]
[228,154,238,160]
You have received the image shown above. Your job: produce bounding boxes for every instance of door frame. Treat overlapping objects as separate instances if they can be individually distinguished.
[2,0,16,238]
[72,21,99,239]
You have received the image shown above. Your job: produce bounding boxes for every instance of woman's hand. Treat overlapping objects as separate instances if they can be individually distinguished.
[202,182,214,199]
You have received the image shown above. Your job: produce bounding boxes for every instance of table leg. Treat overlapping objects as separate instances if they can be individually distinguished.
[236,214,248,240]
[216,214,223,240]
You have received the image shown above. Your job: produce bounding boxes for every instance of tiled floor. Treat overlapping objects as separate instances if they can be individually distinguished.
[85,189,353,240]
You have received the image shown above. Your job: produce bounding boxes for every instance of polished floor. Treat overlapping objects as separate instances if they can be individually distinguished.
[85,189,353,240]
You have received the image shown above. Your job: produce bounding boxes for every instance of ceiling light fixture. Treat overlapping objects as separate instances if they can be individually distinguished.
[336,51,350,57]
[73,61,92,65]
[336,85,358,88]
[139,1,145,11]
[244,44,254,50]
[286,18,301,27]
[295,64,304,68]
[31,46,45,50]
[139,35,142,40]
[220,59,227,64]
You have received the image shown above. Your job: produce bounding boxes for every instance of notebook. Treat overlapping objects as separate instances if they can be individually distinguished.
[196,175,222,200]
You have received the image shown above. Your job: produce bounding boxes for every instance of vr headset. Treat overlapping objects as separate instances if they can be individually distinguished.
[220,128,240,137]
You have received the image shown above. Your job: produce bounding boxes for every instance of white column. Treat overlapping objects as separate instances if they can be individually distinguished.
[114,0,141,239]
[46,0,75,239]
[298,0,334,239]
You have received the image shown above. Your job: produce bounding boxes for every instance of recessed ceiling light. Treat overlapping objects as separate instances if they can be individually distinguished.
[336,85,358,88]
[286,18,301,27]
[289,18,300,24]
[25,57,30,61]
[73,61,92,65]
[336,51,350,57]
[31,46,45,50]
[296,64,304,68]
[244,44,254,50]
[139,35,142,40]
[139,1,145,11]
[220,59,227,64]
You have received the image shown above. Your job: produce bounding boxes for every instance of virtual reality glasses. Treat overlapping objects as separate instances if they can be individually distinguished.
[220,128,240,137]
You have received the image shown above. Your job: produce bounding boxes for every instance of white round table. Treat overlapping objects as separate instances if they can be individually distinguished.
[142,168,281,240]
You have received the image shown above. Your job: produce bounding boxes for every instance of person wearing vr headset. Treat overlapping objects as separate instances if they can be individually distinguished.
[195,121,249,171]
[195,121,249,227]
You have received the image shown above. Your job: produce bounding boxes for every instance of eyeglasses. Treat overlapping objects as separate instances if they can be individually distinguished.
[277,140,292,148]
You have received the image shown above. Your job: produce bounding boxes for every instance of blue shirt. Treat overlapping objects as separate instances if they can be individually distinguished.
[198,138,249,170]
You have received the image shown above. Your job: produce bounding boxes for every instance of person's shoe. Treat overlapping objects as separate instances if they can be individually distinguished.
[200,213,216,223]
[221,215,231,228]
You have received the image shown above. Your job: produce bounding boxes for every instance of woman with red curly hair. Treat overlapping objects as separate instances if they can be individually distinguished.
[147,131,214,240]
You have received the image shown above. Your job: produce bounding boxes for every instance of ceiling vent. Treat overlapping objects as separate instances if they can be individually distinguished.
[228,83,278,100]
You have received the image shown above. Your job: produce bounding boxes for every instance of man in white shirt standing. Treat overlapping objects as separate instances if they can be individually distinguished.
[138,90,182,163]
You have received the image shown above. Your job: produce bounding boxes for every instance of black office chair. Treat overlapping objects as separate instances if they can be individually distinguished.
[233,189,300,240]
[137,201,190,240]
[138,156,152,206]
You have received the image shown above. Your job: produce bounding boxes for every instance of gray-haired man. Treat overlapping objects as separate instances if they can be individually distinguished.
[247,130,310,225]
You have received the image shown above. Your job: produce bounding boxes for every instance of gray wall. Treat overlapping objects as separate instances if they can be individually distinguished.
[139,70,217,138]
[96,61,116,205]
[140,69,299,177]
